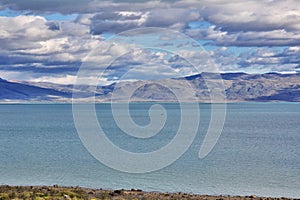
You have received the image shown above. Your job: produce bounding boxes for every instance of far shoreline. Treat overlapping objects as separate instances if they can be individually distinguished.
[0,100,299,104]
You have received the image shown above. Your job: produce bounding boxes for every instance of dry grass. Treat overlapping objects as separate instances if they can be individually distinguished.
[0,185,297,200]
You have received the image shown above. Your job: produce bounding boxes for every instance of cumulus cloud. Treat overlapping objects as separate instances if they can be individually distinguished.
[89,8,202,34]
[0,15,102,81]
[186,26,300,47]
[88,47,200,82]
[1,0,300,47]
[90,11,147,34]
[0,0,300,83]
[193,0,300,32]
[0,0,95,14]
[235,47,300,73]
[0,0,167,15]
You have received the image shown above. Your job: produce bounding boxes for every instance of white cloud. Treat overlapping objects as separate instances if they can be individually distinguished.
[32,74,77,84]
[0,0,300,83]
[0,15,103,68]
[0,16,58,40]
[2,0,300,47]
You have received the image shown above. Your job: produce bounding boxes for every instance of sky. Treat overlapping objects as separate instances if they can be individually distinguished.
[0,0,299,85]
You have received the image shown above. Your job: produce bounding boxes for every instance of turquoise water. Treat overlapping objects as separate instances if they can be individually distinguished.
[0,103,299,197]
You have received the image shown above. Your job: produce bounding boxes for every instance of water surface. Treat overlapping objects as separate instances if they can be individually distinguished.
[0,103,299,198]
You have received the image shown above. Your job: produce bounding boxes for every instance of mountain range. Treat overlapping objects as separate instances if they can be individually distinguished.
[1,73,300,102]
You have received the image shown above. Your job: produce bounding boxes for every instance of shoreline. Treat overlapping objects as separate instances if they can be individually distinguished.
[0,101,299,105]
[0,185,297,200]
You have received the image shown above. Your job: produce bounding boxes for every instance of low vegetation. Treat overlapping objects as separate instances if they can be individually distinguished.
[0,185,296,200]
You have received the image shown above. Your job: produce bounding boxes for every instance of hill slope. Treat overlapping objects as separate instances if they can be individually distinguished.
[1,73,299,102]
[0,78,71,101]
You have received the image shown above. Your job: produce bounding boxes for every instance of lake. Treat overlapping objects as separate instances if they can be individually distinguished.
[0,103,299,198]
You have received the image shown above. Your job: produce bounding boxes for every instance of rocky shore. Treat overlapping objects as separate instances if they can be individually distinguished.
[0,185,297,200]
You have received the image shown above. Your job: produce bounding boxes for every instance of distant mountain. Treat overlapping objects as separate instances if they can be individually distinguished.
[1,73,300,102]
[0,78,71,101]
[182,72,300,101]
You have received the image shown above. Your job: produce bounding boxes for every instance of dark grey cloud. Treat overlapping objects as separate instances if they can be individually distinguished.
[46,21,60,31]
[186,26,300,47]
[0,64,80,73]
[0,0,169,14]
[273,47,300,65]
[0,0,95,14]
[90,19,140,35]
[89,8,201,34]
[235,47,300,73]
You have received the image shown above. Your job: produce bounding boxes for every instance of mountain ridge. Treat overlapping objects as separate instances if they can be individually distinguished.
[1,73,300,102]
